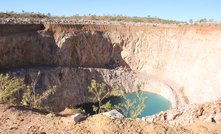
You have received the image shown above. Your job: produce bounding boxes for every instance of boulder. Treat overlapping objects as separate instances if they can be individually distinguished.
[213,113,221,124]
[167,110,183,121]
[203,115,216,123]
[103,110,124,119]
[71,113,84,123]
[144,116,155,122]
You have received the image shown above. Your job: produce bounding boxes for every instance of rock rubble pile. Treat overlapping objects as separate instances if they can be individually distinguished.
[143,99,221,126]
[0,17,178,26]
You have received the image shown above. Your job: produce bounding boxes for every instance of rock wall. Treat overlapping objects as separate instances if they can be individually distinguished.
[8,67,174,111]
[0,24,123,69]
[117,27,221,104]
[0,24,221,110]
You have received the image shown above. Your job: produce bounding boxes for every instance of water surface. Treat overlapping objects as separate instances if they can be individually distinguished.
[80,91,172,118]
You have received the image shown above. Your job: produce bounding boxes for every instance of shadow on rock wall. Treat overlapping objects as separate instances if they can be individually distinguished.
[0,25,130,70]
[4,67,130,111]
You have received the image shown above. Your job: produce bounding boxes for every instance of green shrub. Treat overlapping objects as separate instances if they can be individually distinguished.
[0,72,57,112]
[88,80,123,114]
[88,80,147,119]
[115,92,147,119]
[0,74,25,104]
[21,71,57,111]
[21,85,57,111]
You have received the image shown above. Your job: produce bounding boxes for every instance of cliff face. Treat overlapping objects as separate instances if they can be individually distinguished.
[0,24,221,110]
[0,24,121,69]
[117,26,221,104]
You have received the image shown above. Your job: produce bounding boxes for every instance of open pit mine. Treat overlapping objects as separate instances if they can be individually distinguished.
[0,24,221,112]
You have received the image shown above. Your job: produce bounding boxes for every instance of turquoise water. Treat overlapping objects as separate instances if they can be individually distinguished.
[79,91,172,118]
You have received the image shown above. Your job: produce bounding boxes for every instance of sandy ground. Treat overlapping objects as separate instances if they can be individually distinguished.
[0,104,221,134]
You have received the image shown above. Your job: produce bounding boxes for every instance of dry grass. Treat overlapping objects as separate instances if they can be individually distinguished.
[0,11,48,19]
[0,11,181,24]
[179,86,190,104]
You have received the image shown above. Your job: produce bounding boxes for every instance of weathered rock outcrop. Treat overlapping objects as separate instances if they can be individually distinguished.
[143,99,221,126]
[0,24,221,110]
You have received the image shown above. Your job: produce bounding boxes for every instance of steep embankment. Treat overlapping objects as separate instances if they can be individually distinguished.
[0,24,221,110]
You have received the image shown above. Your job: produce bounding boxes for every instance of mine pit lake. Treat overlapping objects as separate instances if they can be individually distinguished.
[79,91,172,118]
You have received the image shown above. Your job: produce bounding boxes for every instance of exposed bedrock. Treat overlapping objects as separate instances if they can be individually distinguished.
[7,67,175,111]
[0,24,221,111]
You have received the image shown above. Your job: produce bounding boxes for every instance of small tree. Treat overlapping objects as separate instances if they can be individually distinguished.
[116,92,147,119]
[88,80,123,114]
[189,19,193,24]
[130,92,147,119]
[0,72,57,111]
[87,80,148,119]
[21,71,57,111]
[115,97,136,117]
[0,73,25,104]
[21,85,57,111]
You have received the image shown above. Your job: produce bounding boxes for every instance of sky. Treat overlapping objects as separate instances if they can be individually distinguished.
[1,0,221,22]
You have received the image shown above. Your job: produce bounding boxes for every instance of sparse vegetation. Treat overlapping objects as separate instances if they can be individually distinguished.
[71,14,181,24]
[0,11,48,19]
[21,71,57,111]
[88,80,147,119]
[0,73,25,104]
[179,86,189,104]
[1,11,221,27]
[115,92,147,119]
[0,11,181,24]
[88,80,123,114]
[189,19,193,24]
[21,85,57,111]
[0,72,57,112]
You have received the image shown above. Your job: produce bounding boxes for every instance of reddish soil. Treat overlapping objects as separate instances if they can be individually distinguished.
[0,104,221,134]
